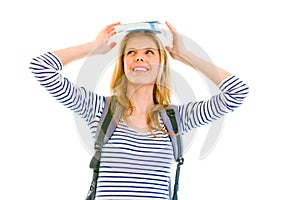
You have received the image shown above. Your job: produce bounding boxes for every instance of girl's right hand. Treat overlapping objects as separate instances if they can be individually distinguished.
[92,22,121,55]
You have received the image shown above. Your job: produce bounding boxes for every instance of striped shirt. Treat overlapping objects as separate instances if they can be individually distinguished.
[30,52,249,199]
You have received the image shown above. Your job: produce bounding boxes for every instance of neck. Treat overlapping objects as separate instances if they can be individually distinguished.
[127,83,154,114]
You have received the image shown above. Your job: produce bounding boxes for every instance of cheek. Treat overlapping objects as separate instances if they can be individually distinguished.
[148,55,160,67]
[123,57,132,74]
[150,56,161,70]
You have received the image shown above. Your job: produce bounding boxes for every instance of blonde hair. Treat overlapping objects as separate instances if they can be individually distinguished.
[110,31,172,137]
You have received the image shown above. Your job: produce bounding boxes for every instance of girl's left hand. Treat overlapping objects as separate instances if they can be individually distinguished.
[165,21,190,65]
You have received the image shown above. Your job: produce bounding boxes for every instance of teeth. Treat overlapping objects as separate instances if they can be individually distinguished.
[134,67,148,72]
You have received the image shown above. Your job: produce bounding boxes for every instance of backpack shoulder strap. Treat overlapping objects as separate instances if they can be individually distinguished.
[94,96,122,150]
[87,96,122,200]
[90,96,121,169]
[159,105,184,200]
[159,105,183,161]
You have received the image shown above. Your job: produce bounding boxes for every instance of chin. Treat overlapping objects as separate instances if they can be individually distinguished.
[128,79,156,87]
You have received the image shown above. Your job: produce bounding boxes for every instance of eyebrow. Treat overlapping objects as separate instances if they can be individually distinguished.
[125,47,158,51]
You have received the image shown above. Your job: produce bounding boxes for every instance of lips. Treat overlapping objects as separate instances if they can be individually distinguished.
[133,66,149,72]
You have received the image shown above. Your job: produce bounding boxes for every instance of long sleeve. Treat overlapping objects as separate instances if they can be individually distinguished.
[29,52,105,126]
[179,75,249,134]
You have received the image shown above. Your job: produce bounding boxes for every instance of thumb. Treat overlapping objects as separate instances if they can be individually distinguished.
[165,46,171,52]
[108,42,117,50]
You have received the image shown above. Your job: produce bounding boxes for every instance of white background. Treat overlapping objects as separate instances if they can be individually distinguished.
[1,0,300,199]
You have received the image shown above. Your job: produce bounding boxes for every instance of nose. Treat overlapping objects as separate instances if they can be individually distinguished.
[135,55,144,62]
[136,57,144,62]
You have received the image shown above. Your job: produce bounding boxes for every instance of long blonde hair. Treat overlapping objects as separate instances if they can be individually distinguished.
[110,31,172,136]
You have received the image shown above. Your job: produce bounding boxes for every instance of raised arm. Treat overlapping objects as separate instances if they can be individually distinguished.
[54,22,120,66]
[29,23,120,127]
[179,75,249,133]
[164,22,249,133]
[165,21,231,86]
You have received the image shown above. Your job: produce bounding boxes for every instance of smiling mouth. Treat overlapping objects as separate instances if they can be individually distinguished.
[133,66,149,72]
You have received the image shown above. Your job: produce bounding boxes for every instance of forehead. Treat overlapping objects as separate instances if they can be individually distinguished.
[125,35,158,50]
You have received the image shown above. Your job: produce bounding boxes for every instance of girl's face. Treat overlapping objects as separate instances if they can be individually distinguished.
[123,35,160,86]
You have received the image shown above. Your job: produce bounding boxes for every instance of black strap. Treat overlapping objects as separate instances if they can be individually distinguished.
[90,97,116,168]
[86,97,117,200]
[172,157,184,200]
[166,108,184,200]
[94,96,117,152]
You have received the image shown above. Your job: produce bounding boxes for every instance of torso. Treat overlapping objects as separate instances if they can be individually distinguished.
[95,119,174,200]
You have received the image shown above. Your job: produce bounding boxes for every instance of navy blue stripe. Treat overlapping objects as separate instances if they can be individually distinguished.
[219,75,235,89]
[101,155,172,164]
[98,175,167,183]
[97,180,168,187]
[97,194,167,199]
[103,146,173,156]
[100,165,169,174]
[109,137,172,146]
[48,52,63,69]
[97,190,167,197]
[40,54,53,66]
[98,184,168,191]
[99,170,169,178]
[101,150,172,161]
[109,139,172,149]
[112,131,170,142]
[100,160,171,169]
[44,52,61,70]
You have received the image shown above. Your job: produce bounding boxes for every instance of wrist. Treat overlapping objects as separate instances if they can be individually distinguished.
[84,41,98,55]
[176,50,193,66]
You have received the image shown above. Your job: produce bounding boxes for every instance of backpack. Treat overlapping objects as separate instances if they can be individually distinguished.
[86,96,184,200]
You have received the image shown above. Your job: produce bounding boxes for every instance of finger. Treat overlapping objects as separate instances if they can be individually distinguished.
[165,46,173,54]
[105,22,120,34]
[108,42,117,49]
[106,22,121,29]
[107,28,117,37]
[166,21,183,43]
[107,23,121,36]
[110,30,117,37]
[165,21,176,32]
[165,21,179,41]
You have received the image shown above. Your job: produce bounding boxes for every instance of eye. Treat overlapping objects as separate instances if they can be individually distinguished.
[145,49,155,55]
[126,50,135,55]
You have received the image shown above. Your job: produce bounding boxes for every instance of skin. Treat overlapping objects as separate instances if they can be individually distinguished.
[123,36,161,130]
[53,21,232,130]
[123,36,160,86]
